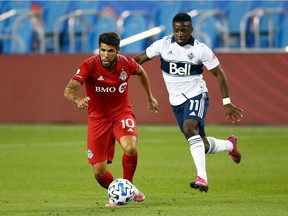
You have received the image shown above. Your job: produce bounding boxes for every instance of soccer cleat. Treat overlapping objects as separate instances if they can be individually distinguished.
[228,135,241,164]
[105,202,117,207]
[190,176,208,193]
[133,186,145,202]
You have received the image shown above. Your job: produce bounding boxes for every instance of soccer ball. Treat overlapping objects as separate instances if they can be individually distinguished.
[107,178,135,205]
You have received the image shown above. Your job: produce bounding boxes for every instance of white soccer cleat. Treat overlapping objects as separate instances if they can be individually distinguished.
[133,186,145,202]
[105,202,117,207]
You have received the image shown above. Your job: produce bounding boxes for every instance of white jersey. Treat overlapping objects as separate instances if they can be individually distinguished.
[146,35,219,106]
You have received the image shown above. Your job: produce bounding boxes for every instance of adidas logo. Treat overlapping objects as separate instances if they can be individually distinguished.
[189,111,196,116]
[97,76,104,80]
[127,128,134,132]
[167,50,173,55]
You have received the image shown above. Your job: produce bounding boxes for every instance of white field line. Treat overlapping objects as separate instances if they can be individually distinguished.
[0,134,287,149]
[0,141,85,148]
[0,138,179,148]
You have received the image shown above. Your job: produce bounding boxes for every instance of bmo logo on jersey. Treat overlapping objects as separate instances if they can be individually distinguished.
[118,82,127,93]
[95,82,127,93]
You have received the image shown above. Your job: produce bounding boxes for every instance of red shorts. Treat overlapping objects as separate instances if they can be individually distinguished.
[87,112,138,164]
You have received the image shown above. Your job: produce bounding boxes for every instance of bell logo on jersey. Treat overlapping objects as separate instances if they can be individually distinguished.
[169,62,191,76]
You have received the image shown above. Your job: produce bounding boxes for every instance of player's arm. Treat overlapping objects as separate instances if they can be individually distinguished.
[64,79,90,109]
[133,51,150,65]
[210,65,243,123]
[136,64,158,113]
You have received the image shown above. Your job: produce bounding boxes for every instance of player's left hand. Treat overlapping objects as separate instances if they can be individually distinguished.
[148,97,158,113]
[224,103,243,123]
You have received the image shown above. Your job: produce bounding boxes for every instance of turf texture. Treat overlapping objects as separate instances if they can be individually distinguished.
[0,124,287,216]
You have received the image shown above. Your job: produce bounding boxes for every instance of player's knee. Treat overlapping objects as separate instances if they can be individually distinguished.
[183,126,198,138]
[94,170,106,179]
[92,164,107,178]
[124,144,136,155]
[120,136,137,155]
[183,120,199,138]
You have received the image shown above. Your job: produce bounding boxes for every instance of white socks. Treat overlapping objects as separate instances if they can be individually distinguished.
[187,135,234,182]
[188,135,207,182]
[207,137,233,154]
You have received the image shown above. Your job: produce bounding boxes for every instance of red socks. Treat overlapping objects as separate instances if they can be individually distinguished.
[95,151,138,188]
[122,151,138,183]
[96,170,114,189]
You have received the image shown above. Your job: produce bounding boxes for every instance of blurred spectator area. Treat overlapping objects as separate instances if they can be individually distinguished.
[0,0,288,54]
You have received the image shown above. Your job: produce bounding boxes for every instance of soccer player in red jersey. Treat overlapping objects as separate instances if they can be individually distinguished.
[64,32,158,206]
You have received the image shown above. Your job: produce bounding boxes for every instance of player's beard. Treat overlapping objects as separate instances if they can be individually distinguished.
[101,56,117,69]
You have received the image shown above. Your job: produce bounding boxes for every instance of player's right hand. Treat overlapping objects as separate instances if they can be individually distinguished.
[76,96,90,109]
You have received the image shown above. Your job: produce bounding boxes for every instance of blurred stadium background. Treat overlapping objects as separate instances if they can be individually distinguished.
[1,0,288,54]
[0,0,287,125]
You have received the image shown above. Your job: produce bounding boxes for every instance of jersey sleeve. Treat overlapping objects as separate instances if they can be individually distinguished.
[146,39,163,59]
[72,60,91,84]
[200,44,220,70]
[130,58,139,75]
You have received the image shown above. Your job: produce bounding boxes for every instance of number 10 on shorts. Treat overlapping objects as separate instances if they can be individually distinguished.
[121,118,135,130]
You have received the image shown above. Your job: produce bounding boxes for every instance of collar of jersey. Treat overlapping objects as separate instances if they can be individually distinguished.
[171,35,194,46]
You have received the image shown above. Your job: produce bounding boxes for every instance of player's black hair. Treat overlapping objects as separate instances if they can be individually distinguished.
[172,13,192,23]
[99,32,120,49]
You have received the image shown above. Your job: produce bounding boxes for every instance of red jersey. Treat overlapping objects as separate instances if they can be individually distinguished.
[72,54,139,118]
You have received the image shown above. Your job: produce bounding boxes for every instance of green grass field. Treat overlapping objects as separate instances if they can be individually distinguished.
[0,124,287,216]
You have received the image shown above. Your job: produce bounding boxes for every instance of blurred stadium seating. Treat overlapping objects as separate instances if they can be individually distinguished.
[0,0,287,54]
[88,15,118,52]
[216,1,255,48]
[68,1,99,53]
[40,1,71,52]
[117,10,154,53]
[151,1,182,39]
[248,1,286,48]
[0,1,34,53]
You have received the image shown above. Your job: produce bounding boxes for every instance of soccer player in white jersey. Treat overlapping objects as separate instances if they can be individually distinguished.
[134,13,243,192]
